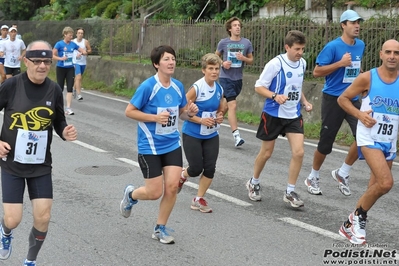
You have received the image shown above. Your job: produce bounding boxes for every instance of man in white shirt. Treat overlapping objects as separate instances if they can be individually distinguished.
[0,25,9,82]
[1,27,26,79]
[11,24,22,40]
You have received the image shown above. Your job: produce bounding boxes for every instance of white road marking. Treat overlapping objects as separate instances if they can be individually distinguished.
[83,91,130,103]
[115,157,253,207]
[280,217,397,257]
[72,140,108,152]
[52,131,108,152]
[5,93,395,245]
[180,182,252,207]
[116,157,139,167]
[279,217,343,241]
[226,124,399,164]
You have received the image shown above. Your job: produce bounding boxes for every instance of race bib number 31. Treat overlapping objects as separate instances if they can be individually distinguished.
[14,129,48,164]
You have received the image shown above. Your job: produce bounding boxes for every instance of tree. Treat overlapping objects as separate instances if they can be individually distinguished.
[326,0,335,22]
[50,0,90,19]
[0,0,50,20]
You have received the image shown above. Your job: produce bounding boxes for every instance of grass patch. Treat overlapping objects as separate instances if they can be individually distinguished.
[236,111,260,125]
[114,88,136,98]
[335,131,355,146]
[304,122,321,139]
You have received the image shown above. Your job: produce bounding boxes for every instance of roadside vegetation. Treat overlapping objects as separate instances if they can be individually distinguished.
[4,0,393,22]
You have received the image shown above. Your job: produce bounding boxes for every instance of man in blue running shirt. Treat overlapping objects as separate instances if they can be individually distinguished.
[305,10,365,196]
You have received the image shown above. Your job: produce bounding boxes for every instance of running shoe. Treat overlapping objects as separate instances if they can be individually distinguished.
[191,197,212,213]
[234,134,245,147]
[283,191,304,208]
[331,169,351,196]
[152,225,175,244]
[339,222,366,245]
[0,224,12,260]
[304,175,322,195]
[65,108,74,115]
[119,185,137,218]
[77,94,83,101]
[23,259,36,266]
[246,179,261,201]
[348,211,367,240]
[177,169,187,194]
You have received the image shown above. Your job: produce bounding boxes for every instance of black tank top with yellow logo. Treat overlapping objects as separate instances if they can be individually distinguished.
[0,73,61,177]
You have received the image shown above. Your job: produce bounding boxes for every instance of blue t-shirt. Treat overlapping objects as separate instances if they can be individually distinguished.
[316,37,365,97]
[182,77,223,139]
[54,40,80,68]
[217,37,253,81]
[130,74,187,155]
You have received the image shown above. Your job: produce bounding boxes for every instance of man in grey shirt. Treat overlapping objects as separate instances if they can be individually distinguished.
[216,17,253,147]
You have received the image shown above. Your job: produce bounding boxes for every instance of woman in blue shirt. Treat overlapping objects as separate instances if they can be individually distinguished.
[119,45,198,244]
[53,26,87,115]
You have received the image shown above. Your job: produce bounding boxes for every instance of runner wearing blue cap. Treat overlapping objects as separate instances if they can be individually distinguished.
[305,9,365,196]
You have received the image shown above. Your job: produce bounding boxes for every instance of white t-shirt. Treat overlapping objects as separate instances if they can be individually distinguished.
[3,39,26,68]
[0,36,9,59]
[72,38,87,65]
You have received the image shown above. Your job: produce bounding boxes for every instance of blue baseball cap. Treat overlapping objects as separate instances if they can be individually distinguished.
[340,10,363,23]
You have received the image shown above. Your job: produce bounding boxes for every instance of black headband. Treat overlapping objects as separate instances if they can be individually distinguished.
[25,50,53,59]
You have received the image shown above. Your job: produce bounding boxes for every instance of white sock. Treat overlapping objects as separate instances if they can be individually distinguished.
[338,163,351,178]
[309,169,319,179]
[195,196,202,201]
[286,184,295,193]
[251,177,260,185]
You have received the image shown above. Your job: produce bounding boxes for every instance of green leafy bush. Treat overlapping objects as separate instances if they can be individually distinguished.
[103,1,122,19]
[92,0,113,17]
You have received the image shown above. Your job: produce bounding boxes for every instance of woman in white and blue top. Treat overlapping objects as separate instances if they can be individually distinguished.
[180,53,226,213]
[119,45,198,244]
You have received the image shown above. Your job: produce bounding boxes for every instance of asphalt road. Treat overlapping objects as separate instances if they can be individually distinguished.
[1,90,398,266]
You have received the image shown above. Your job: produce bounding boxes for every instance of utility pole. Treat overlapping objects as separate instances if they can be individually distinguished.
[326,0,333,22]
[132,0,134,20]
[305,0,311,10]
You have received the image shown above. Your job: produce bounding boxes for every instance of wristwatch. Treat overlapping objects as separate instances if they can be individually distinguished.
[271,93,276,100]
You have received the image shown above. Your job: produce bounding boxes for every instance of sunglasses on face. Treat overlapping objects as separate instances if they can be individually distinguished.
[26,58,52,66]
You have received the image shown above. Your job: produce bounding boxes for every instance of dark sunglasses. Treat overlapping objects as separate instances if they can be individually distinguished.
[26,58,52,66]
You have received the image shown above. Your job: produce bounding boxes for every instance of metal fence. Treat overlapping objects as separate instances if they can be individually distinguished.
[6,18,399,77]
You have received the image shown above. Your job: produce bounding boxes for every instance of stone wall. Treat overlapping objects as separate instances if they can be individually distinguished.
[87,56,350,133]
